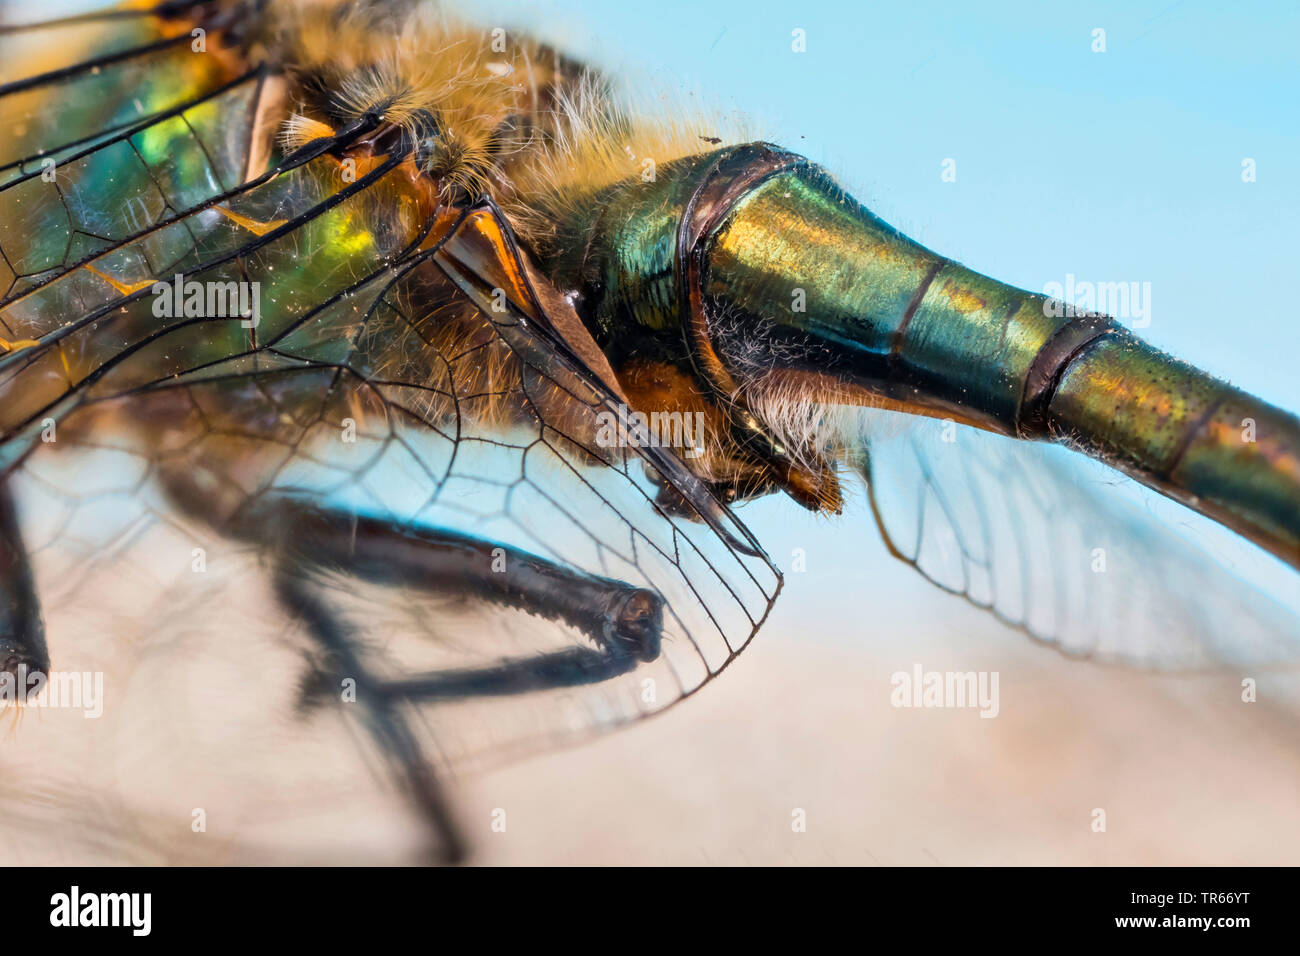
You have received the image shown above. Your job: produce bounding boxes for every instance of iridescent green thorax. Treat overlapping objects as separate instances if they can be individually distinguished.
[535,150,719,362]
[533,143,1300,568]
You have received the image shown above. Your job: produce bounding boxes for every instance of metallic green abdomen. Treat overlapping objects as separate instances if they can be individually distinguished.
[537,143,1300,570]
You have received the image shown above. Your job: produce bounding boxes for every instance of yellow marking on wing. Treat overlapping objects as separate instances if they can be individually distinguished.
[0,337,43,354]
[82,263,158,296]
[4,335,75,379]
[214,206,289,236]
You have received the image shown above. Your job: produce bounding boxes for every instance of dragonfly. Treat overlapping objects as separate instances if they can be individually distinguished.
[0,0,1296,862]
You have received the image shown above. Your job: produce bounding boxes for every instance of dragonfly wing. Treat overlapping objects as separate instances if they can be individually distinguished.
[0,6,780,776]
[14,229,778,775]
[0,6,251,186]
[236,209,782,771]
[857,411,1300,667]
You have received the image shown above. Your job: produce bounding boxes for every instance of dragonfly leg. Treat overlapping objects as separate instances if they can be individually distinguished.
[0,479,48,678]
[229,498,666,689]
[224,496,663,860]
[271,564,469,865]
[376,645,644,701]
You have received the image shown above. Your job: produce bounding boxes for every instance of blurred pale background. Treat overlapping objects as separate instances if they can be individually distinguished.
[1,0,1298,865]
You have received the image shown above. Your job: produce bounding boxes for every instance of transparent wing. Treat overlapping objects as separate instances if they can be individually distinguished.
[0,6,779,785]
[856,411,1300,667]
[0,4,242,184]
[10,220,779,775]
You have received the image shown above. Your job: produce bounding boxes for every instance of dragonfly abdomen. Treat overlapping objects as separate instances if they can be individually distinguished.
[538,142,1300,569]
[1045,328,1300,570]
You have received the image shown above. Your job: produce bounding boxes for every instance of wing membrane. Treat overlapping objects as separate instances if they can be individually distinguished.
[0,5,779,777]
[10,223,779,773]
[859,411,1300,667]
[0,16,228,171]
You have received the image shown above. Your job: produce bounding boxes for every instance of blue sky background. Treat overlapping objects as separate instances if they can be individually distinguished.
[467,0,1300,642]
[475,0,1298,402]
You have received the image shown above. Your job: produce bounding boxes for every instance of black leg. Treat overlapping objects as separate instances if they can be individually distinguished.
[272,565,469,864]
[233,498,664,669]
[227,494,665,862]
[0,478,48,678]
[381,646,641,701]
